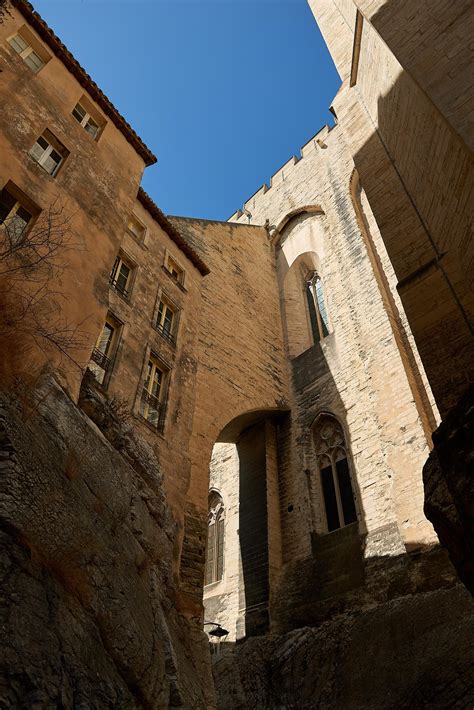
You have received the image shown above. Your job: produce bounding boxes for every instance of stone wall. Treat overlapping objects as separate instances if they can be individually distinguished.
[424,385,474,594]
[225,118,439,635]
[212,583,474,709]
[89,193,205,517]
[309,0,474,417]
[169,217,291,616]
[0,374,215,708]
[0,4,148,398]
[203,443,241,641]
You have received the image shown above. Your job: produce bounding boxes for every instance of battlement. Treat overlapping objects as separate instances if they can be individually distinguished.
[228,123,334,221]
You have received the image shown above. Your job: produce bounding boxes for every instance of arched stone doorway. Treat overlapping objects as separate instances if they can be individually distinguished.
[203,408,288,641]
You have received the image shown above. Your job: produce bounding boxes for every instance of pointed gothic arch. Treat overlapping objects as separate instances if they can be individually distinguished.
[312,412,358,532]
[204,489,225,586]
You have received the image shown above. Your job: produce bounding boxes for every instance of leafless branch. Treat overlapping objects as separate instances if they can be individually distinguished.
[0,1,11,25]
[0,199,88,371]
[0,200,77,280]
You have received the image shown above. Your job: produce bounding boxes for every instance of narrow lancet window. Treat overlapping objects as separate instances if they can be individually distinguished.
[205,491,225,585]
[306,271,330,342]
[313,414,357,532]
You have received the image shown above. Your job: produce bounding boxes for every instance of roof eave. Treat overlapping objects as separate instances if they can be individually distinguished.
[11,0,157,167]
[137,188,210,276]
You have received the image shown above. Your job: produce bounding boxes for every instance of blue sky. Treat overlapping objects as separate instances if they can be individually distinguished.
[33,0,341,220]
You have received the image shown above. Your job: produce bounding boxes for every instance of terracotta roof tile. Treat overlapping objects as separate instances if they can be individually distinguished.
[137,188,210,276]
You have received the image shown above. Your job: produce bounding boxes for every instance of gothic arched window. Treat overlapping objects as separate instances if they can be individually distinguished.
[305,271,330,343]
[313,414,357,532]
[205,491,225,585]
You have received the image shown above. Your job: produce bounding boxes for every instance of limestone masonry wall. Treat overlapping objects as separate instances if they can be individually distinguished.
[310,0,474,416]
[0,5,146,398]
[0,1,472,706]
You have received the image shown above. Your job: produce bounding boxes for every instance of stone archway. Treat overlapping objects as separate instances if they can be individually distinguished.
[203,408,288,640]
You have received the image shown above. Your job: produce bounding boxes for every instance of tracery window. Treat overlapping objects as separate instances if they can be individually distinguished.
[313,413,357,532]
[205,491,225,585]
[305,271,330,343]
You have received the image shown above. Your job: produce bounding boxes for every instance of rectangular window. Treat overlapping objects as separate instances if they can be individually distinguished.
[72,98,104,140]
[127,215,146,241]
[165,255,184,284]
[0,184,36,243]
[7,27,50,73]
[139,357,168,432]
[89,318,119,385]
[156,297,176,344]
[109,254,133,299]
[29,131,68,177]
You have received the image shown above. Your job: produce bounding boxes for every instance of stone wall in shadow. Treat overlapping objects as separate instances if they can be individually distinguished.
[333,39,474,418]
[424,385,474,594]
[212,578,473,709]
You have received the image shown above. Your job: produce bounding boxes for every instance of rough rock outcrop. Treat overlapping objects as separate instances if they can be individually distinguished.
[212,586,474,709]
[423,385,474,594]
[0,373,214,708]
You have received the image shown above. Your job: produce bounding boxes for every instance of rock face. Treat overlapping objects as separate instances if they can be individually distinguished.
[0,374,214,709]
[423,386,474,594]
[212,586,474,709]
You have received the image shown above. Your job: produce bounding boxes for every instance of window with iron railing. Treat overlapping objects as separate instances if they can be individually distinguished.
[109,255,133,299]
[88,319,118,385]
[139,358,168,433]
[155,297,177,345]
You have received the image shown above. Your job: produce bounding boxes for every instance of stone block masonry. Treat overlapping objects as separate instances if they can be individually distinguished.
[0,1,473,706]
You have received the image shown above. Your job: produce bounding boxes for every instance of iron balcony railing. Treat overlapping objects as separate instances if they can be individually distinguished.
[140,388,166,433]
[109,276,129,299]
[91,347,112,372]
[155,322,176,346]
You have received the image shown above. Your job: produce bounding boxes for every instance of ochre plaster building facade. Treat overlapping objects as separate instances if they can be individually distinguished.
[0,0,472,706]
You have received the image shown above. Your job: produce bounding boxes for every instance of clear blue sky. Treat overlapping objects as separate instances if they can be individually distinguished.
[33,0,341,220]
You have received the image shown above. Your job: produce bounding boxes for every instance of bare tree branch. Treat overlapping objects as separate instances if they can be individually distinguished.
[0,0,11,25]
[0,200,88,371]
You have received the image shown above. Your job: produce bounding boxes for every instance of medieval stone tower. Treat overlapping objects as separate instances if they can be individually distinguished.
[0,0,472,707]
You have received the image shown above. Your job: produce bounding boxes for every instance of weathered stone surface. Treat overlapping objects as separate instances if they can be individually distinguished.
[0,375,214,708]
[423,386,474,594]
[213,586,474,709]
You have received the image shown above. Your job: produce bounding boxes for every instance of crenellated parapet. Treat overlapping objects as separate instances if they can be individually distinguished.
[228,123,335,222]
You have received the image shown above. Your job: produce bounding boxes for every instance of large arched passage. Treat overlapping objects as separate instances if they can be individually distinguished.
[203,408,289,641]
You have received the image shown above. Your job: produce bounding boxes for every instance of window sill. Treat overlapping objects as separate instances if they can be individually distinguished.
[133,412,166,439]
[85,366,110,393]
[311,521,360,554]
[69,115,102,144]
[203,578,225,593]
[126,228,148,249]
[109,284,131,305]
[26,153,59,181]
[154,326,177,348]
